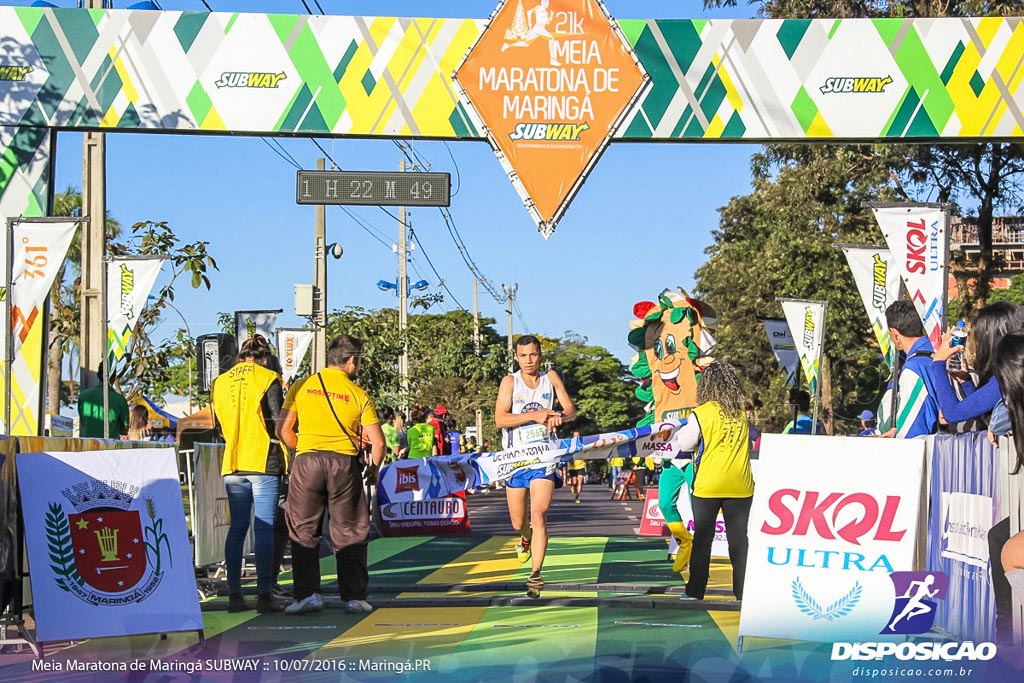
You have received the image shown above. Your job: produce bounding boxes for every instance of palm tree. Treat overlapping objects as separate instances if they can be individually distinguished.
[47,186,121,413]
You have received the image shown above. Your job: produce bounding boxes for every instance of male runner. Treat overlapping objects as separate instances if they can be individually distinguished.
[495,335,577,598]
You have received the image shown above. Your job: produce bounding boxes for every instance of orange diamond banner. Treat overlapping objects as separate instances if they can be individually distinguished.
[455,0,648,238]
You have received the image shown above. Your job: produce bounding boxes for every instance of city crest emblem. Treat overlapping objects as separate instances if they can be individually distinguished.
[46,480,171,605]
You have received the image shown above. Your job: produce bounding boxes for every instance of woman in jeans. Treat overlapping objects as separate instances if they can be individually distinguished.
[669,361,754,601]
[212,335,289,613]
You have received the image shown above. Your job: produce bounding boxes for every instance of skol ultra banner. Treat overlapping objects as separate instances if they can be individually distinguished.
[1,218,77,434]
[276,328,314,384]
[739,434,926,643]
[840,245,901,368]
[106,258,164,365]
[17,447,202,642]
[762,318,799,387]
[872,203,949,348]
[378,421,683,505]
[234,309,281,347]
[780,299,827,395]
[453,0,648,237]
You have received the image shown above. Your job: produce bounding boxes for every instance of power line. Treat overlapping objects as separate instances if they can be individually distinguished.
[198,0,213,10]
[442,141,462,197]
[311,0,325,15]
[410,227,465,310]
[512,298,531,334]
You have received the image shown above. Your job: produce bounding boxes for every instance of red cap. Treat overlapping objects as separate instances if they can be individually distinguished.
[434,404,448,415]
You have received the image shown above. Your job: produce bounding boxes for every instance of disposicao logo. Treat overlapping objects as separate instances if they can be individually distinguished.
[882,571,947,635]
[509,122,590,141]
[215,71,287,89]
[820,76,893,94]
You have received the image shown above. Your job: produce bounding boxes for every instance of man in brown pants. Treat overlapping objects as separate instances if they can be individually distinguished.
[276,335,385,614]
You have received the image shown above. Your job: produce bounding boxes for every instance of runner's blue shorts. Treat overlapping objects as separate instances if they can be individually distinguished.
[506,465,563,489]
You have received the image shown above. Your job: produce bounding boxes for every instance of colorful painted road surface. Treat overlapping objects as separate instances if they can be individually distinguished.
[0,493,1020,682]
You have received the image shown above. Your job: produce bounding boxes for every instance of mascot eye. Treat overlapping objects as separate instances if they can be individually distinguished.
[665,335,677,355]
[653,340,664,360]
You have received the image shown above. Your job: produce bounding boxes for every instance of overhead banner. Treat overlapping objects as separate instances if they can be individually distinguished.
[779,300,827,395]
[378,421,683,505]
[453,0,649,237]
[762,319,799,387]
[839,245,901,368]
[2,218,78,434]
[106,258,164,365]
[17,447,202,643]
[872,203,949,348]
[234,309,281,347]
[739,434,926,644]
[276,328,314,384]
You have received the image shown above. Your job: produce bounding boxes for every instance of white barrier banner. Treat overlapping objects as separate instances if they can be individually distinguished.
[17,448,202,642]
[738,434,925,643]
[106,258,164,364]
[873,204,948,348]
[276,328,314,384]
[840,246,900,368]
[378,422,683,505]
[762,319,799,386]
[780,300,827,395]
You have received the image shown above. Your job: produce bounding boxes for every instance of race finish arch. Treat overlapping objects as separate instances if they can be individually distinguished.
[0,0,1022,436]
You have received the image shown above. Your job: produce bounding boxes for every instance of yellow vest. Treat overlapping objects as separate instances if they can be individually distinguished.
[691,401,754,498]
[213,362,287,475]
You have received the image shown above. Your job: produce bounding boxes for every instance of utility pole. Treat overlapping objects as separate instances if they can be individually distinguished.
[80,0,106,390]
[503,283,517,372]
[473,278,482,444]
[312,157,327,372]
[398,158,410,407]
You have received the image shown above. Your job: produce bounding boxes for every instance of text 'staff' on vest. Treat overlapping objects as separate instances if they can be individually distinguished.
[454,0,648,238]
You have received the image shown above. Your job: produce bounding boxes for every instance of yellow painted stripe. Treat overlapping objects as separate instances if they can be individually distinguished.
[704,113,725,138]
[113,57,138,103]
[313,606,487,656]
[713,54,743,112]
[100,102,120,127]
[975,17,1003,49]
[416,536,523,586]
[806,111,834,137]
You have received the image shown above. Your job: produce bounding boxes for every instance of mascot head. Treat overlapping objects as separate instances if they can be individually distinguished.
[628,289,717,423]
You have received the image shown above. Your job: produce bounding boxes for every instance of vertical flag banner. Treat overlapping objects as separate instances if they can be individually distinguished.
[234,310,281,346]
[872,203,949,347]
[780,300,827,395]
[762,319,799,386]
[2,219,77,434]
[840,246,901,368]
[106,258,164,365]
[17,447,203,642]
[276,328,314,383]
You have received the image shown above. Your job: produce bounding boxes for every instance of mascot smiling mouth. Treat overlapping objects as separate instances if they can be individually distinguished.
[658,368,681,392]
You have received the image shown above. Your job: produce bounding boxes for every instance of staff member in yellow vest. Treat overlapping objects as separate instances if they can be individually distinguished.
[276,334,385,615]
[211,334,290,613]
[668,361,754,601]
[405,404,437,459]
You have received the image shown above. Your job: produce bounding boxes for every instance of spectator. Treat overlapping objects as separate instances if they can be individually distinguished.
[445,416,462,455]
[406,405,437,459]
[77,363,130,439]
[669,361,753,601]
[379,407,402,464]
[211,334,289,614]
[428,405,448,455]
[745,402,762,453]
[127,404,151,441]
[782,390,825,435]
[858,410,878,437]
[276,334,385,615]
[879,300,938,438]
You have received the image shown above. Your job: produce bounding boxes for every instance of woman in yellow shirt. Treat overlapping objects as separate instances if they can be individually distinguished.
[669,361,754,601]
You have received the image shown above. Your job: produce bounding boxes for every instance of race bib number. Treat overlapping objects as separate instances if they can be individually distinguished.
[516,423,548,444]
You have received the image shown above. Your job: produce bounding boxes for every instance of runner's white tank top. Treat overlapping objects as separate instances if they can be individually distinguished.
[504,370,554,448]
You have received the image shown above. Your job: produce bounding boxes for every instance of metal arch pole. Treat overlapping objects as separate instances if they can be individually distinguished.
[811,301,827,436]
[101,257,109,439]
[4,219,14,435]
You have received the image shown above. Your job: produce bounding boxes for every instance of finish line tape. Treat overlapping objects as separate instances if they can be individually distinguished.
[614,621,703,628]
[491,624,580,629]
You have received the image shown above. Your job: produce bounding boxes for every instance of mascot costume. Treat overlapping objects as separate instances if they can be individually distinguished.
[628,288,717,578]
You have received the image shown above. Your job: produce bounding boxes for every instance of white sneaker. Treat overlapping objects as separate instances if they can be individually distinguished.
[345,599,373,613]
[285,592,323,615]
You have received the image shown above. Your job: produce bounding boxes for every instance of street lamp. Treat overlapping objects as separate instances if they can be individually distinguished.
[149,295,194,414]
[376,278,429,295]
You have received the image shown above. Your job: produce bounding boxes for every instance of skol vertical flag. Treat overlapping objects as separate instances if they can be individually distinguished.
[235,309,281,346]
[780,299,827,394]
[872,203,949,347]
[276,328,314,383]
[762,319,799,386]
[840,245,901,368]
[106,258,164,365]
[2,218,78,434]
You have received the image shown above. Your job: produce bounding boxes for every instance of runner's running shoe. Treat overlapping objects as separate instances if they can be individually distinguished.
[526,573,543,599]
[515,537,532,563]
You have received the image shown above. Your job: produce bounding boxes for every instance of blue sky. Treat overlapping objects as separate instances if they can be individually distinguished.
[15,0,758,363]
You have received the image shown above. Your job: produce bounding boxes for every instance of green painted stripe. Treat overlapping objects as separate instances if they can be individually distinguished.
[173,12,207,53]
[894,26,953,131]
[14,6,44,35]
[597,537,673,585]
[368,535,484,585]
[777,19,811,60]
[940,41,965,86]
[619,18,645,47]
